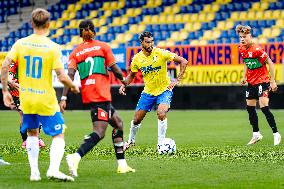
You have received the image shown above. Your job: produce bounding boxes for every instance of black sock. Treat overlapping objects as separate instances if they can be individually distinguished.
[246,106,259,132]
[112,129,125,160]
[261,106,278,133]
[20,131,27,142]
[76,132,101,158]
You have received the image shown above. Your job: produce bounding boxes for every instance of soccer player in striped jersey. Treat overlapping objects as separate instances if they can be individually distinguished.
[60,20,134,177]
[237,24,281,145]
[1,8,79,181]
[119,31,188,151]
[8,61,46,148]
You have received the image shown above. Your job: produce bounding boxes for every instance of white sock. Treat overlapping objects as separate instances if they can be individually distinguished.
[117,159,127,167]
[48,137,65,173]
[74,152,82,160]
[253,131,261,136]
[128,120,141,142]
[26,136,39,174]
[158,118,167,144]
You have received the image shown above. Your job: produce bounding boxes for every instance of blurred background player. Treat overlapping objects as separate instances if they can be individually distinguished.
[59,19,135,177]
[237,24,281,146]
[119,31,188,150]
[8,61,46,148]
[1,8,79,181]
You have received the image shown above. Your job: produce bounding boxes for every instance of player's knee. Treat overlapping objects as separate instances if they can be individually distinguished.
[133,117,142,125]
[157,110,166,120]
[27,129,38,136]
[94,129,106,139]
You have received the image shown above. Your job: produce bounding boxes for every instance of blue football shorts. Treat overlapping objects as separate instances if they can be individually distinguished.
[136,90,173,112]
[21,112,65,136]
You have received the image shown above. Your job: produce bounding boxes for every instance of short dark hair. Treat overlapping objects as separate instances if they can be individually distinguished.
[139,31,153,42]
[79,20,96,38]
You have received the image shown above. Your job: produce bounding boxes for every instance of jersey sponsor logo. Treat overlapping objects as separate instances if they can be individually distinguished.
[98,108,108,121]
[85,78,96,85]
[76,46,101,56]
[248,52,253,58]
[243,58,262,70]
[140,65,161,75]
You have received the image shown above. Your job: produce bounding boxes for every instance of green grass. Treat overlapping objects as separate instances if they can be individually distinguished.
[1,110,284,189]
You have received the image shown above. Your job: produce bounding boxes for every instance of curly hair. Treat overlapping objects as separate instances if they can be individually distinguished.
[79,20,95,41]
[139,31,153,42]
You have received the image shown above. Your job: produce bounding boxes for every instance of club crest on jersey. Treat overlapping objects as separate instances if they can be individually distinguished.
[248,52,253,58]
[153,55,158,62]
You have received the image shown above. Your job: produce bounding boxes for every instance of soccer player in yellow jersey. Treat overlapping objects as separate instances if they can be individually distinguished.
[119,31,188,150]
[1,8,79,181]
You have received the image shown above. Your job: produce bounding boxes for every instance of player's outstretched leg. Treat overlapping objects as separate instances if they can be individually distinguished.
[66,132,102,177]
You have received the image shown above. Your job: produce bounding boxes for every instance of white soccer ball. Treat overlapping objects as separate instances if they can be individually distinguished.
[157,138,176,155]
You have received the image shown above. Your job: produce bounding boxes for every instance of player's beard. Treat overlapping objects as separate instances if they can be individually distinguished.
[143,46,153,53]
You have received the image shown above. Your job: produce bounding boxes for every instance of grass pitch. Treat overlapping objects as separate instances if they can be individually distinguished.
[1,110,284,189]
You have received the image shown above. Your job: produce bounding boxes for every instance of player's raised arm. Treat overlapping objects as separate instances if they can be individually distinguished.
[1,57,15,108]
[168,55,188,90]
[266,58,277,92]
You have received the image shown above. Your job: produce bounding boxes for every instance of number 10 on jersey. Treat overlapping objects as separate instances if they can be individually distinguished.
[24,55,42,79]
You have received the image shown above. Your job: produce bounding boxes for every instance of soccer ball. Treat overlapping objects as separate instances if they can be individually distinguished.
[157,138,176,155]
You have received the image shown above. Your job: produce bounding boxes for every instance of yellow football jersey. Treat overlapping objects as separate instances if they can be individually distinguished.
[6,34,63,115]
[131,47,176,96]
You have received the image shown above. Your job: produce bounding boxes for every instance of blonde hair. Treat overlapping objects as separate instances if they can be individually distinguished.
[31,8,50,29]
[235,24,251,35]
